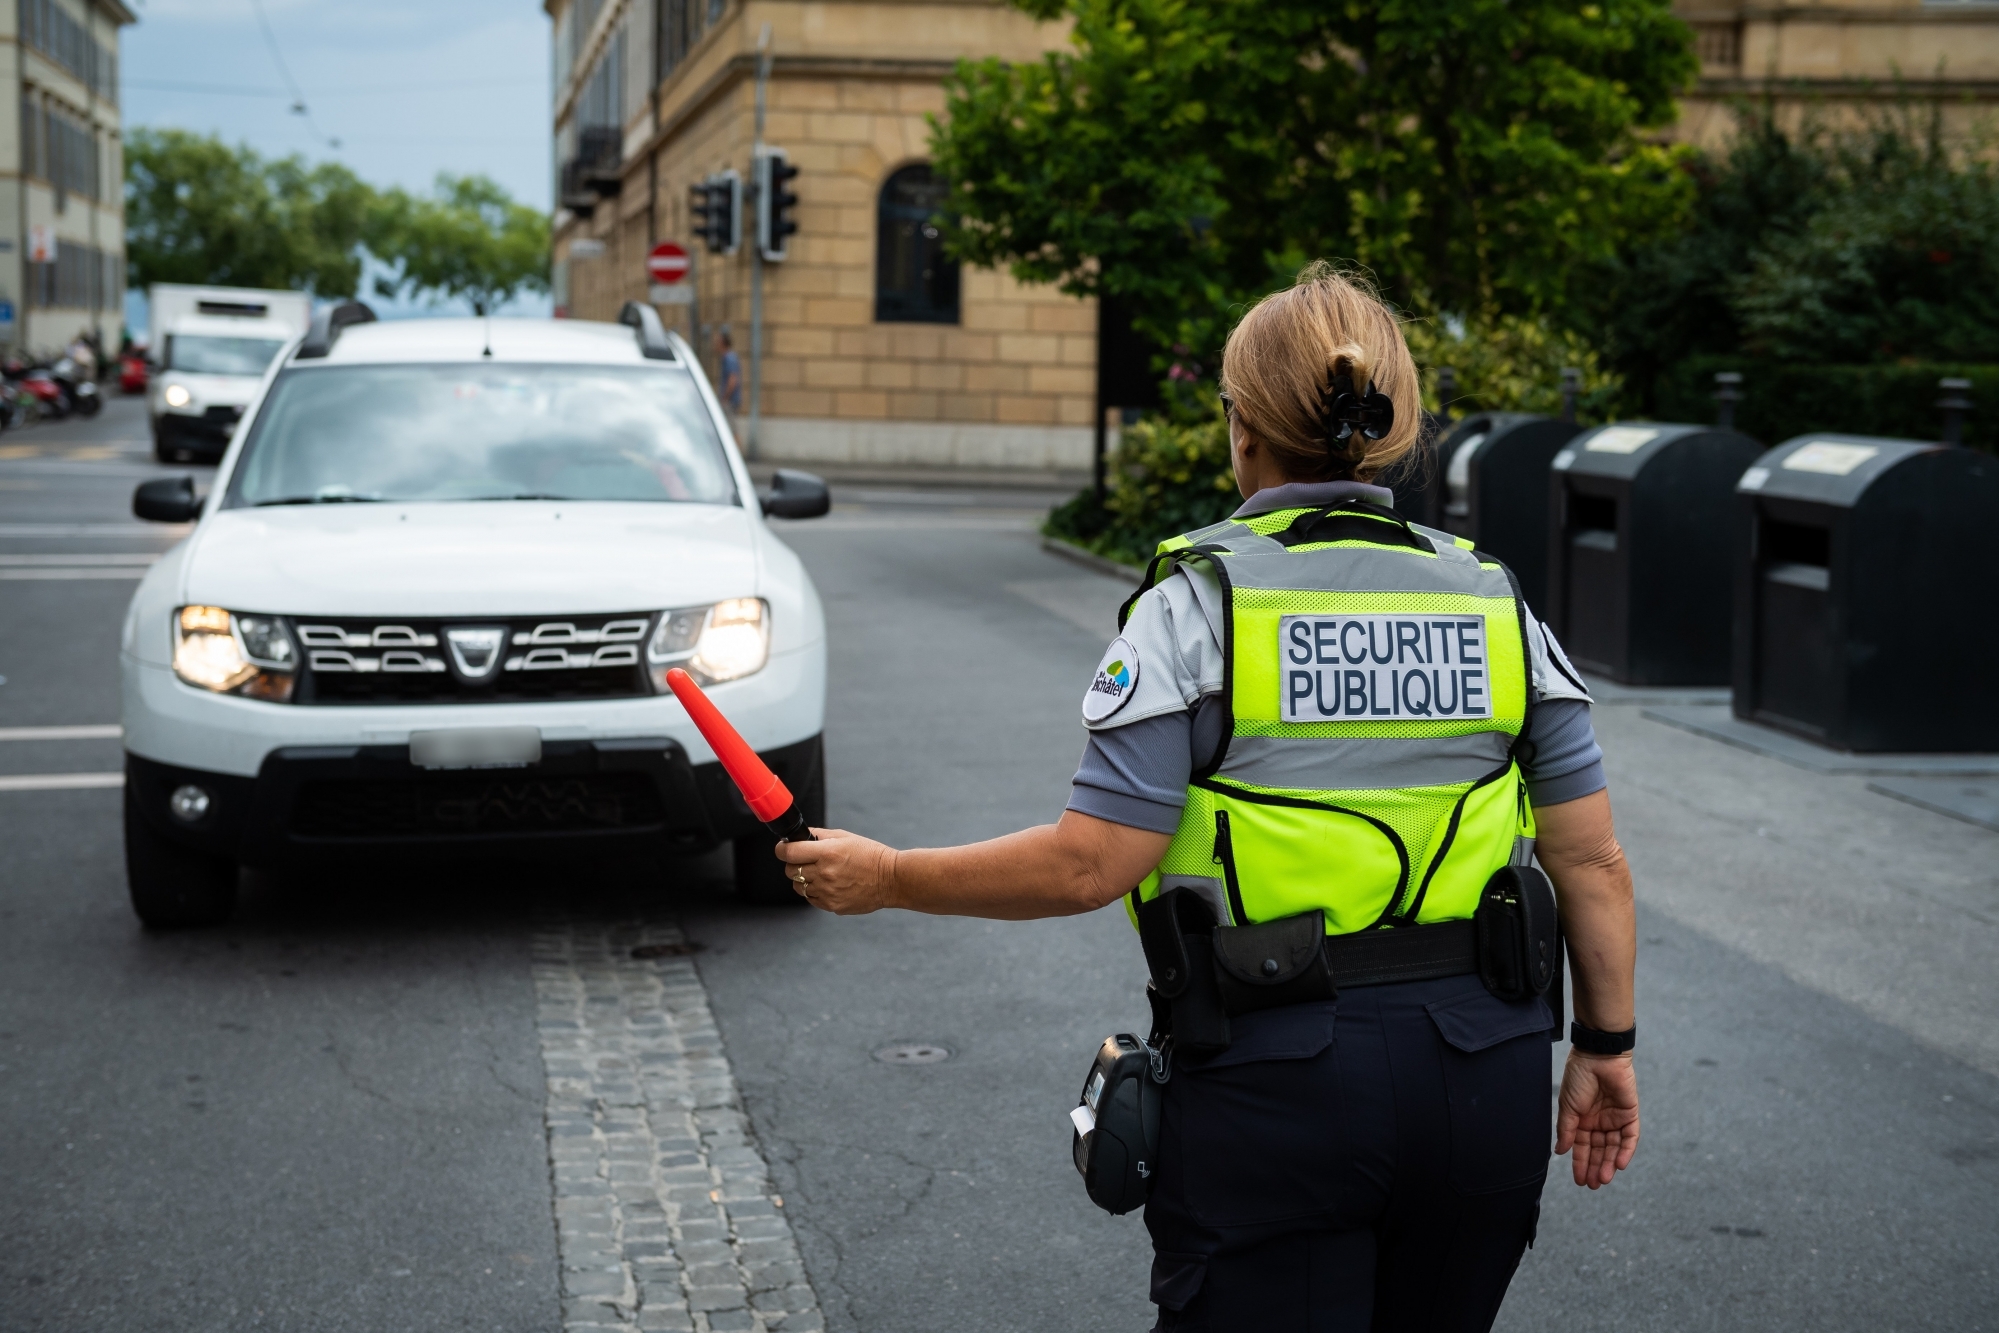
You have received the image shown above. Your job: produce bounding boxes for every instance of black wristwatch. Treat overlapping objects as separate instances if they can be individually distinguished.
[1570,1021,1636,1056]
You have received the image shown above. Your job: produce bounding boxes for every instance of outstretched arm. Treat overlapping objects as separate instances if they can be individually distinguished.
[1534,789,1641,1189]
[773,811,1170,921]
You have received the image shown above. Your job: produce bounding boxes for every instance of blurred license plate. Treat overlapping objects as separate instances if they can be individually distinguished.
[409,726,541,770]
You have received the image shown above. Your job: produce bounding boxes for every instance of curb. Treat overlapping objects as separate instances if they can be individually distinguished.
[1040,535,1144,583]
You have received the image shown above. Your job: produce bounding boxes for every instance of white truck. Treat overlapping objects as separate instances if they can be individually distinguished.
[148,284,312,463]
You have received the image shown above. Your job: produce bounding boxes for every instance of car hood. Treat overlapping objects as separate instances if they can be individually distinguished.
[181,502,760,616]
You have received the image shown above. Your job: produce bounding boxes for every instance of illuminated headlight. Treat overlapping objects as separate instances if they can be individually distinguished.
[162,383,192,409]
[173,606,297,701]
[648,598,769,688]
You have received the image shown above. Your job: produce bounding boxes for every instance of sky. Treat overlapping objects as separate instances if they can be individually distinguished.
[120,0,554,324]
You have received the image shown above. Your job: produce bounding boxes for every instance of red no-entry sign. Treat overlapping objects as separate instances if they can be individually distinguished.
[647,242,690,284]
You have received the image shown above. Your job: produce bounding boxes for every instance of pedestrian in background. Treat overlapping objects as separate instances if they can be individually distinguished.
[777,263,1640,1332]
[716,329,743,440]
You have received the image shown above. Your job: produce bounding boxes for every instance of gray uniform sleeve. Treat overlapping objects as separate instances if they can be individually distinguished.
[1519,698,1606,807]
[1065,566,1217,833]
[1068,711,1194,834]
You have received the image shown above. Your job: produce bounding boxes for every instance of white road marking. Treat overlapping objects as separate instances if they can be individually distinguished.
[0,523,190,536]
[0,568,150,579]
[0,725,121,740]
[0,553,159,565]
[0,772,124,791]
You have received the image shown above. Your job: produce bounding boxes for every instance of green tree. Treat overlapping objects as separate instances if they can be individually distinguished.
[1606,103,1999,398]
[1729,118,1999,363]
[369,174,550,315]
[125,128,374,295]
[932,0,1699,354]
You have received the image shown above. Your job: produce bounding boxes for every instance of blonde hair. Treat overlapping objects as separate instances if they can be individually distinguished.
[1218,261,1421,484]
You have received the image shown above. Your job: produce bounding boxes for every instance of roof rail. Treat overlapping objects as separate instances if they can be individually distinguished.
[619,301,676,361]
[295,301,378,359]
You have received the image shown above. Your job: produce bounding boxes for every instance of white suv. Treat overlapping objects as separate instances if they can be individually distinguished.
[120,303,829,927]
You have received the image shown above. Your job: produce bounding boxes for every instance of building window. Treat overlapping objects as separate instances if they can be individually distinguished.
[657,0,709,80]
[28,239,118,311]
[875,165,959,325]
[22,0,117,104]
[20,96,101,203]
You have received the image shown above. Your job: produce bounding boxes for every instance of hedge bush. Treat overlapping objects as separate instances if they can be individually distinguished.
[1045,312,1637,565]
[1653,356,1998,453]
[1045,403,1237,567]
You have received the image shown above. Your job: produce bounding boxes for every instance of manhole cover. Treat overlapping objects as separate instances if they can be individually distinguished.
[873,1043,951,1065]
[630,942,704,959]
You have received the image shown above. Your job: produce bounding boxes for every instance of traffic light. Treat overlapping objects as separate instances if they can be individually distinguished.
[689,171,740,254]
[755,148,799,263]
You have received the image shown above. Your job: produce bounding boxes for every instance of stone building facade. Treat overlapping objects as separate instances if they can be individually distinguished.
[548,0,1999,473]
[548,0,1094,473]
[0,0,133,356]
[1673,1,1999,145]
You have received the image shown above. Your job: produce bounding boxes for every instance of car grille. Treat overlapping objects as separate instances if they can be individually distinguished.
[291,772,665,838]
[292,613,656,704]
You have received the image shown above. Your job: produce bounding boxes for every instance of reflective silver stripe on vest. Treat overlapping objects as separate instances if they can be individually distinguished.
[1215,545,1512,597]
[1219,731,1513,791]
[1157,874,1234,927]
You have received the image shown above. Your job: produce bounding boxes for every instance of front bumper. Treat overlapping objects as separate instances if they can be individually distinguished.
[153,407,242,459]
[126,733,822,865]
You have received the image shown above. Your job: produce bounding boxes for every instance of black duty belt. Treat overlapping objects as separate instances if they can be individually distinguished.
[1322,919,1479,989]
[1139,882,1556,1061]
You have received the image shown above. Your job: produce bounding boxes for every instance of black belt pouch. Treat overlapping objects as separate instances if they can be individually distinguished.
[1210,910,1337,1016]
[1136,888,1230,1058]
[1474,865,1559,1001]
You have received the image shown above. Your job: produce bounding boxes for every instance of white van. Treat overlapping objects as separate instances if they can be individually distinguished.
[148,285,312,462]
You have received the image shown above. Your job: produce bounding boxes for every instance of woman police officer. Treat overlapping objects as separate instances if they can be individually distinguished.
[776,264,1640,1332]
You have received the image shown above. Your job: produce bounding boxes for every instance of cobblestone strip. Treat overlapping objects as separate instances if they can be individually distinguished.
[532,917,823,1333]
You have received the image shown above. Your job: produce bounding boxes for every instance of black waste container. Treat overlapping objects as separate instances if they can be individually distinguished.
[1434,412,1583,610]
[1732,434,1999,752]
[1544,423,1765,685]
[1386,413,1446,525]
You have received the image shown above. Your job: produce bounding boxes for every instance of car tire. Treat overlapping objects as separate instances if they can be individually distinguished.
[124,788,237,928]
[732,740,825,907]
[151,424,171,463]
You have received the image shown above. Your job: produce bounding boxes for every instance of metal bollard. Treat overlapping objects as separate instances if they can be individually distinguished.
[1714,371,1743,431]
[1559,368,1581,424]
[1938,377,1973,446]
[1437,366,1457,423]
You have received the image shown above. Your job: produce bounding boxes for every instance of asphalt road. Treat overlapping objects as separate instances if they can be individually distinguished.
[2,395,1995,1330]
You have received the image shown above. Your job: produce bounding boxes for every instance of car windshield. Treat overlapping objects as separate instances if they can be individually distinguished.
[224,363,738,507]
[169,335,288,376]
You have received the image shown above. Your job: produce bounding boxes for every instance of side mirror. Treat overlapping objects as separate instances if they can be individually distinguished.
[134,475,201,523]
[758,468,830,520]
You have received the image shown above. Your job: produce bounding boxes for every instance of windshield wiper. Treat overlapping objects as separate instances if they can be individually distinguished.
[465,493,581,502]
[254,494,385,506]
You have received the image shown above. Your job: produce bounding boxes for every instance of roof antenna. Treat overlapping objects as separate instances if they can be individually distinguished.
[478,300,492,358]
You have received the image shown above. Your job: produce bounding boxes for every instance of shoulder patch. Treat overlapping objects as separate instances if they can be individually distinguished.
[1082,637,1140,723]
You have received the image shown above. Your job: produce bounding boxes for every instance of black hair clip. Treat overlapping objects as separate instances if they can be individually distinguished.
[1322,370,1395,448]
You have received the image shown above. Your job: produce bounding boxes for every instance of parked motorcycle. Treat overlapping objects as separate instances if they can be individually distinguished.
[11,357,102,420]
[16,362,69,419]
[0,379,24,431]
[50,356,102,418]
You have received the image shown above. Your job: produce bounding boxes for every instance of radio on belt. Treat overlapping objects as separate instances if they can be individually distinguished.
[1071,1033,1167,1215]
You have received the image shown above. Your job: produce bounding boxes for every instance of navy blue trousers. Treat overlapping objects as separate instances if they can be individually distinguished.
[1143,975,1554,1332]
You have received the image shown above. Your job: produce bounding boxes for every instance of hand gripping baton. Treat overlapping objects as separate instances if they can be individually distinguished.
[664,667,816,843]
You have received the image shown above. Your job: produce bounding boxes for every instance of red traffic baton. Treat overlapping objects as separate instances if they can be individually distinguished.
[664,667,815,843]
